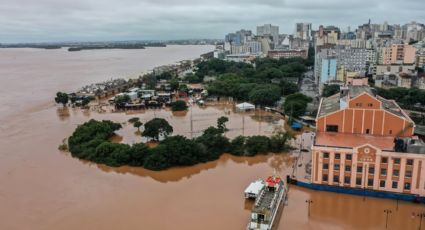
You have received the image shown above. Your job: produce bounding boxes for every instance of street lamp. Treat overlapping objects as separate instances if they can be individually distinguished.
[384,209,392,229]
[306,199,313,217]
[413,211,425,230]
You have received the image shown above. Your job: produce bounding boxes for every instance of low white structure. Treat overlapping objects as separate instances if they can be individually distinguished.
[236,102,255,112]
[244,179,265,199]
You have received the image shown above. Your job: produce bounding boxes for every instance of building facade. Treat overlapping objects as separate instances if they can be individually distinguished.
[312,86,425,196]
[382,44,416,65]
[257,24,279,47]
[268,49,307,59]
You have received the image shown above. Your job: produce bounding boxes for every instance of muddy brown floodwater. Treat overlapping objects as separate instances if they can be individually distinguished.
[0,47,424,230]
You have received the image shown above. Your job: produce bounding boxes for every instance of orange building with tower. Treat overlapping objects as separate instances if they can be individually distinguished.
[311,85,425,196]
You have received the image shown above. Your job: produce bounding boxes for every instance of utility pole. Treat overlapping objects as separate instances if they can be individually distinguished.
[305,199,313,217]
[414,211,425,230]
[190,102,193,139]
[384,209,392,229]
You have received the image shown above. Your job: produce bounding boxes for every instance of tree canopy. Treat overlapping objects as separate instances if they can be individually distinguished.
[200,57,307,106]
[170,100,188,111]
[284,93,313,118]
[142,118,173,141]
[66,117,294,170]
[55,92,69,106]
[322,84,340,97]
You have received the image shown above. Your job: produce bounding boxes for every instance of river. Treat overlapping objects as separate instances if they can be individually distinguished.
[0,46,423,230]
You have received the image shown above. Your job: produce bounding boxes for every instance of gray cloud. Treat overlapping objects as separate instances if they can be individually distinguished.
[0,0,423,43]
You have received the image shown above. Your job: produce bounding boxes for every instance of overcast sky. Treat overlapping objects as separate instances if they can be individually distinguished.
[0,0,424,43]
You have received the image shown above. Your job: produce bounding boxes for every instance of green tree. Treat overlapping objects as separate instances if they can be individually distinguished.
[269,131,294,152]
[283,93,312,118]
[217,116,229,133]
[128,117,140,124]
[142,118,173,141]
[55,92,69,106]
[170,100,188,111]
[249,85,281,106]
[322,84,340,97]
[114,94,130,109]
[245,136,271,156]
[179,84,188,92]
[170,78,180,91]
[133,121,143,131]
[280,81,299,96]
[229,135,246,156]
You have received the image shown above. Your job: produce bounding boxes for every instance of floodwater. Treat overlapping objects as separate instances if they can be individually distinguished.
[0,47,424,230]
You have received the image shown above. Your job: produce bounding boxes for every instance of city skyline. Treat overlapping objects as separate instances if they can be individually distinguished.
[1,0,424,43]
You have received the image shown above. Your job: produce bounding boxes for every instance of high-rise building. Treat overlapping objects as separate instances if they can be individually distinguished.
[257,24,279,47]
[382,44,416,65]
[315,46,368,86]
[295,23,312,41]
[320,58,337,84]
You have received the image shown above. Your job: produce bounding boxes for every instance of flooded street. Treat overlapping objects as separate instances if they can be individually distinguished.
[0,47,424,230]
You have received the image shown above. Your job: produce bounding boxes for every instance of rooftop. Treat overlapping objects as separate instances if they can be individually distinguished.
[318,93,340,117]
[315,132,395,151]
[318,85,411,121]
[348,85,374,98]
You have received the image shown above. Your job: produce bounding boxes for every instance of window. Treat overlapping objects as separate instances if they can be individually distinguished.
[405,171,412,178]
[368,179,374,186]
[334,164,340,170]
[356,177,362,185]
[393,158,400,164]
[335,153,340,160]
[344,176,351,184]
[322,174,328,182]
[323,152,329,159]
[357,166,363,173]
[392,181,398,189]
[345,165,351,172]
[355,103,362,107]
[323,163,329,170]
[368,167,375,174]
[393,169,399,177]
[346,154,352,160]
[380,180,386,188]
[381,168,387,176]
[333,175,340,183]
[366,129,370,134]
[381,157,388,164]
[404,182,411,190]
[326,125,338,132]
[407,159,413,166]
[368,103,373,107]
[389,130,393,135]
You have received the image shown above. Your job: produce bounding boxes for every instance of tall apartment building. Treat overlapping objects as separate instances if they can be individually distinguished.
[315,46,368,86]
[295,23,312,41]
[257,24,279,47]
[382,44,416,65]
[312,85,425,196]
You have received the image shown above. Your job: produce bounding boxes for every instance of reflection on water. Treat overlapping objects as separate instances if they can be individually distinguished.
[90,153,290,183]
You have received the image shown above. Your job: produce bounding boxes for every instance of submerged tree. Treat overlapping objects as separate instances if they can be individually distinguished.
[217,116,229,133]
[55,92,69,107]
[142,118,173,141]
[133,121,143,132]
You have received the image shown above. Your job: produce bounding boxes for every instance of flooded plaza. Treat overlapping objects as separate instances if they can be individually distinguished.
[0,47,424,230]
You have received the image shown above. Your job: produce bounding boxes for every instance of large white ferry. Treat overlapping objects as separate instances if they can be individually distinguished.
[244,175,288,230]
